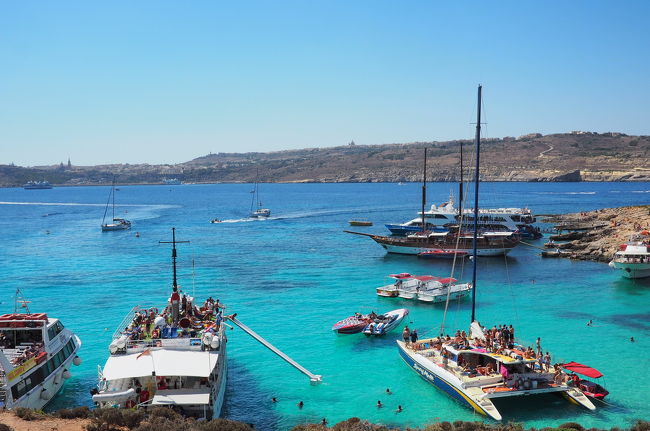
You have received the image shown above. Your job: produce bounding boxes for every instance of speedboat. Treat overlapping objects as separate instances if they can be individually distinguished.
[362,309,409,336]
[376,273,412,297]
[560,362,609,401]
[0,292,82,410]
[332,315,370,334]
[417,278,472,303]
[608,234,650,279]
[210,219,222,224]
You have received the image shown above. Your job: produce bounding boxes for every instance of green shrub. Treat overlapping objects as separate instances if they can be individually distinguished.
[56,406,91,419]
[195,418,256,431]
[13,407,46,421]
[0,423,15,431]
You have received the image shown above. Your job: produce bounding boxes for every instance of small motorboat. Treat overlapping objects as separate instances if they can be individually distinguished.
[332,315,369,334]
[418,249,469,259]
[210,218,222,223]
[417,278,472,303]
[362,309,409,336]
[376,273,412,297]
[349,220,373,227]
[560,361,609,400]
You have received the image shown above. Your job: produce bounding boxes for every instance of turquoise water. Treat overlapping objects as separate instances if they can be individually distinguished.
[1,182,649,430]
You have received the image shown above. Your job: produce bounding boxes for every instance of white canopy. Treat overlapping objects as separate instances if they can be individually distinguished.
[102,350,219,380]
[151,389,211,405]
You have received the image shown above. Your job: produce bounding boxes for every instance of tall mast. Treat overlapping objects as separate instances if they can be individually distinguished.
[470,85,482,324]
[459,141,464,221]
[111,178,116,220]
[159,228,190,290]
[421,148,427,232]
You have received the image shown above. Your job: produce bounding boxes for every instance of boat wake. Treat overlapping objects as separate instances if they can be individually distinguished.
[0,201,177,209]
[535,192,597,195]
[214,206,408,224]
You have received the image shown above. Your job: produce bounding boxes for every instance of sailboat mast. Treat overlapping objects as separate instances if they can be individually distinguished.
[421,148,427,232]
[112,178,116,220]
[459,141,464,220]
[470,85,482,324]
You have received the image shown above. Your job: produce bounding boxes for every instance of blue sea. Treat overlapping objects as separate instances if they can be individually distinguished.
[1,182,649,430]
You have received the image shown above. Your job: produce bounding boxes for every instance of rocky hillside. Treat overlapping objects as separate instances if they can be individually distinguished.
[1,132,649,187]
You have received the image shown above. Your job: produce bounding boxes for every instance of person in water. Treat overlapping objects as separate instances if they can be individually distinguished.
[385,388,392,395]
[272,397,278,403]
[298,401,304,409]
[396,405,403,413]
[377,400,383,408]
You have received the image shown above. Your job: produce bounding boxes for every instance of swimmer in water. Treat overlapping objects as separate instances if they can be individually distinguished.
[386,388,392,395]
[298,401,304,409]
[377,400,383,408]
[396,405,403,413]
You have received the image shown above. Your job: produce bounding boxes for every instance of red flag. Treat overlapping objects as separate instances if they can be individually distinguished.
[137,348,151,360]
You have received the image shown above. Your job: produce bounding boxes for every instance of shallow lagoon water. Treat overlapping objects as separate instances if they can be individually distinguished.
[1,182,649,430]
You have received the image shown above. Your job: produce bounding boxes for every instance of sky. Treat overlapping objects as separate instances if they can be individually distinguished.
[1,1,649,166]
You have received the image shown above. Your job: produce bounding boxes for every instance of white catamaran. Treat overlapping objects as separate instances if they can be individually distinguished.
[397,86,596,421]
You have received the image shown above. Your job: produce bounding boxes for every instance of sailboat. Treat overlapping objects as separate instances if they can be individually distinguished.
[249,171,271,218]
[101,179,131,231]
[396,86,596,420]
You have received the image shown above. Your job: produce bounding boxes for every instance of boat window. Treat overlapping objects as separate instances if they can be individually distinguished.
[47,321,64,341]
[1,329,43,348]
[511,215,521,222]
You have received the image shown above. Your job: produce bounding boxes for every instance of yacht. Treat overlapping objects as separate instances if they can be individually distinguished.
[101,179,131,231]
[385,194,541,239]
[608,235,650,279]
[23,181,53,190]
[93,229,227,419]
[0,294,82,410]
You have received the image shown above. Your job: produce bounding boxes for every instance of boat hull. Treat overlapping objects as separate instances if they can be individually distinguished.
[611,261,650,279]
[381,243,514,256]
[417,287,471,303]
[362,309,409,335]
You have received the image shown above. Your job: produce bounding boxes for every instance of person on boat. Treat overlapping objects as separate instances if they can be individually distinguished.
[171,287,180,324]
[402,326,410,345]
[410,329,418,344]
[139,387,150,404]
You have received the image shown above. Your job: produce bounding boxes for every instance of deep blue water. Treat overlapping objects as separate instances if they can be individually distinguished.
[1,182,649,430]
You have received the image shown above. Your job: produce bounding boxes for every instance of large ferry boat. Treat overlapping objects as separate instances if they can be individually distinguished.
[385,194,541,239]
[93,229,227,419]
[0,293,82,410]
[608,234,650,279]
[23,181,53,190]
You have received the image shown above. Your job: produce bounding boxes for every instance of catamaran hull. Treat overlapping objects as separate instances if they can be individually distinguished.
[397,341,595,420]
[396,341,500,420]
[380,243,514,256]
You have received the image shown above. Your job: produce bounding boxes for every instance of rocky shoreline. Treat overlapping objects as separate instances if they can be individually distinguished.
[540,205,650,262]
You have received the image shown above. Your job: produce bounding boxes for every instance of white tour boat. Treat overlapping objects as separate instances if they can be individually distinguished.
[608,235,650,279]
[93,229,227,419]
[397,85,595,421]
[0,292,82,410]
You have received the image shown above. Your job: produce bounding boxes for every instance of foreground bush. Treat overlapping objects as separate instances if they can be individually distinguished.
[12,407,46,421]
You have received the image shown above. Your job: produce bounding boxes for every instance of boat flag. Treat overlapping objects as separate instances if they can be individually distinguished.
[137,348,151,360]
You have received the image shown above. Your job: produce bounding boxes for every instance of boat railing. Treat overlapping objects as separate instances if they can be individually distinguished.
[124,337,203,353]
[112,306,144,340]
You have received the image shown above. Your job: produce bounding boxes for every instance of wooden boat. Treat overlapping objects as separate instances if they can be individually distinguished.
[362,309,409,336]
[418,249,469,259]
[349,220,373,226]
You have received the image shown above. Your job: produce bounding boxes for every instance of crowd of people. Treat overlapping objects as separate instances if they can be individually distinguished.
[122,291,225,342]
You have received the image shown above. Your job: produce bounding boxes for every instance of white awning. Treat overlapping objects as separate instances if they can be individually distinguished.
[102,349,219,380]
[151,389,211,405]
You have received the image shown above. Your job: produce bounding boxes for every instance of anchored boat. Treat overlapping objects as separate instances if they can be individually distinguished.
[608,234,650,279]
[94,228,320,419]
[101,178,131,231]
[362,309,409,336]
[0,290,82,410]
[397,85,596,421]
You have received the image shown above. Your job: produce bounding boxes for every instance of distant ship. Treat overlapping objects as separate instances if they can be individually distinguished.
[162,178,182,185]
[23,181,53,190]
